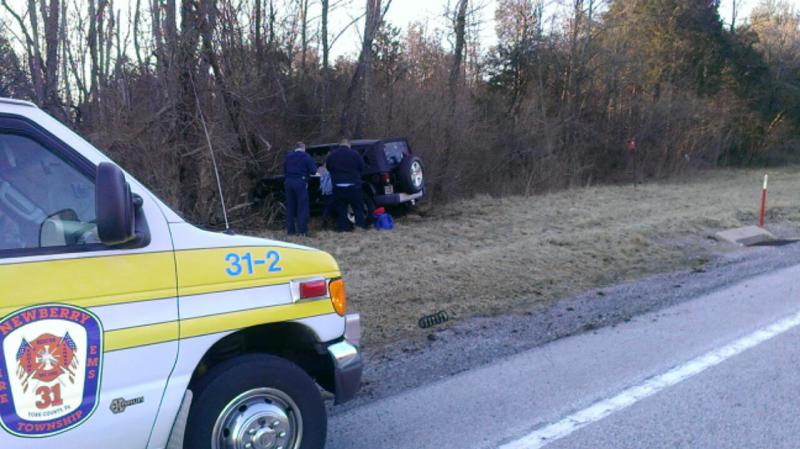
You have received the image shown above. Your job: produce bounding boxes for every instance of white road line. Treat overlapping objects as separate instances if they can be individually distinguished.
[498,310,800,449]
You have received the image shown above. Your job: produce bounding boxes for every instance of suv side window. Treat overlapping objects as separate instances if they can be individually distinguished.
[0,133,98,253]
[383,141,409,166]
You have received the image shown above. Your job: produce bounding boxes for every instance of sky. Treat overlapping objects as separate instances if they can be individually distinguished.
[328,0,779,58]
[0,0,791,60]
[328,0,497,57]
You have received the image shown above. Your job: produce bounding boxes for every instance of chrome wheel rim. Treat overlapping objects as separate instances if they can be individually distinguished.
[212,388,303,449]
[410,161,423,189]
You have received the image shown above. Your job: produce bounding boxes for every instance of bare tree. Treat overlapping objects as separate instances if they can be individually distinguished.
[730,0,745,32]
[151,0,164,74]
[1,0,63,116]
[449,0,469,96]
[299,0,310,76]
[268,0,275,47]
[254,0,263,60]
[340,0,388,137]
[436,0,469,198]
[43,0,60,110]
[321,0,331,134]
[197,0,252,163]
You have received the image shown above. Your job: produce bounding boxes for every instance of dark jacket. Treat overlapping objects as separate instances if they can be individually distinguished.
[284,150,317,180]
[326,146,364,186]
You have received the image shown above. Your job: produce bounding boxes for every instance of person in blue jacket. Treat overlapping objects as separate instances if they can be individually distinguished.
[283,142,317,236]
[326,139,367,231]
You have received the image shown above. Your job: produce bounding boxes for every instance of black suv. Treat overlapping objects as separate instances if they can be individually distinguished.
[254,138,425,218]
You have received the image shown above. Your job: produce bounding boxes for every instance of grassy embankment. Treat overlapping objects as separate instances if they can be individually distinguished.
[264,168,800,347]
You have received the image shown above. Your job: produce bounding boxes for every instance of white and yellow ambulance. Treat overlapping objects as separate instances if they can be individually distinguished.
[0,98,362,449]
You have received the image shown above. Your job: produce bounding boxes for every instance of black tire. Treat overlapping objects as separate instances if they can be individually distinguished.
[397,155,424,194]
[346,192,376,226]
[184,354,327,449]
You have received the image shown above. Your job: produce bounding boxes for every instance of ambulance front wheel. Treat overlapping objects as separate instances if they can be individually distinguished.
[184,353,327,449]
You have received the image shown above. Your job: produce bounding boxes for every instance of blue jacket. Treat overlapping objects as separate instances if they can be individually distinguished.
[319,169,333,195]
[284,150,317,180]
[326,146,364,186]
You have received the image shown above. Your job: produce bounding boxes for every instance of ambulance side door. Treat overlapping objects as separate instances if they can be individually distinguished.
[0,116,179,448]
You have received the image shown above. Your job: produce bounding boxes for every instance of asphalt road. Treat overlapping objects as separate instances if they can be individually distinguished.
[327,262,800,449]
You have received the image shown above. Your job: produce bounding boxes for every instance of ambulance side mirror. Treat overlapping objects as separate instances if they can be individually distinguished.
[96,162,138,246]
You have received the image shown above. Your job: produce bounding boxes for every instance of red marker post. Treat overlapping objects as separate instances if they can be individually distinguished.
[759,174,768,227]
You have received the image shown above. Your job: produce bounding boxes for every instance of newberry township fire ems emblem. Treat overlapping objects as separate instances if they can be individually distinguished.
[0,304,103,438]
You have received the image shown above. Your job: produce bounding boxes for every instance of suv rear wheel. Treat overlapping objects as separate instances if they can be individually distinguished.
[398,155,424,193]
[184,354,326,449]
[346,194,376,226]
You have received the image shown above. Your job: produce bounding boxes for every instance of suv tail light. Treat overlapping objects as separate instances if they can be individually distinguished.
[382,172,394,194]
[299,279,327,299]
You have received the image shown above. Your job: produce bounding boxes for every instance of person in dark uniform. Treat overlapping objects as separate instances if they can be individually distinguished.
[283,142,317,236]
[325,139,367,232]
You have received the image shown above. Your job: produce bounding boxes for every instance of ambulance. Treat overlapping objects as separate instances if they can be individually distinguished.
[0,98,362,449]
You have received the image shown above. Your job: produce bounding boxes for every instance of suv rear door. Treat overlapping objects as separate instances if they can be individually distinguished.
[381,140,410,168]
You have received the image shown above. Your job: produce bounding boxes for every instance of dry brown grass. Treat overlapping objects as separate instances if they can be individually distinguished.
[261,168,800,348]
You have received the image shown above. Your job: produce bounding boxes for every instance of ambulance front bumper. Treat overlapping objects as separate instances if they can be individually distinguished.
[327,313,363,404]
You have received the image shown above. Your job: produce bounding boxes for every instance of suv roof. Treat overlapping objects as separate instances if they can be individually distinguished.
[307,138,408,151]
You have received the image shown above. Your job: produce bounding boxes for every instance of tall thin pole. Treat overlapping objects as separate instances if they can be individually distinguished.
[759,174,768,228]
[191,74,230,232]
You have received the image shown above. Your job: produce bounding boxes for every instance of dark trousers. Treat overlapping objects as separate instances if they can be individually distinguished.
[334,185,366,232]
[321,194,334,227]
[285,177,309,235]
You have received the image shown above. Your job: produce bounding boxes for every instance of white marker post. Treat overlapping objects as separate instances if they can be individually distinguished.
[759,174,768,227]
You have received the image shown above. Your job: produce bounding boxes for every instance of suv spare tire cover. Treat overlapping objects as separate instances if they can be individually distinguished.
[398,155,424,194]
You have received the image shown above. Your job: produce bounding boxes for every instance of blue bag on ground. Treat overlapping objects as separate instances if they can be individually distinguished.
[373,208,394,230]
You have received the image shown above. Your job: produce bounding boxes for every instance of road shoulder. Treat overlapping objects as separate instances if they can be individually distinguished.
[328,255,800,449]
[337,241,800,413]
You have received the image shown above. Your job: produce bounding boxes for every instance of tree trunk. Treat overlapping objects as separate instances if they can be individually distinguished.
[151,0,165,75]
[197,0,253,163]
[437,0,468,199]
[340,0,383,137]
[166,0,177,50]
[300,0,309,76]
[88,0,99,103]
[25,0,46,104]
[133,0,145,67]
[43,0,60,114]
[176,0,201,216]
[268,0,275,47]
[448,0,468,100]
[321,0,330,135]
[104,2,116,83]
[255,0,263,61]
[59,0,71,118]
[97,0,106,91]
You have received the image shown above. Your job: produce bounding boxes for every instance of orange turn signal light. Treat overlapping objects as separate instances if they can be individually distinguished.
[329,278,347,316]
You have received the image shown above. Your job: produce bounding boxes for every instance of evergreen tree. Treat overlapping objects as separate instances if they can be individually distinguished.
[486,0,544,111]
[604,0,726,96]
